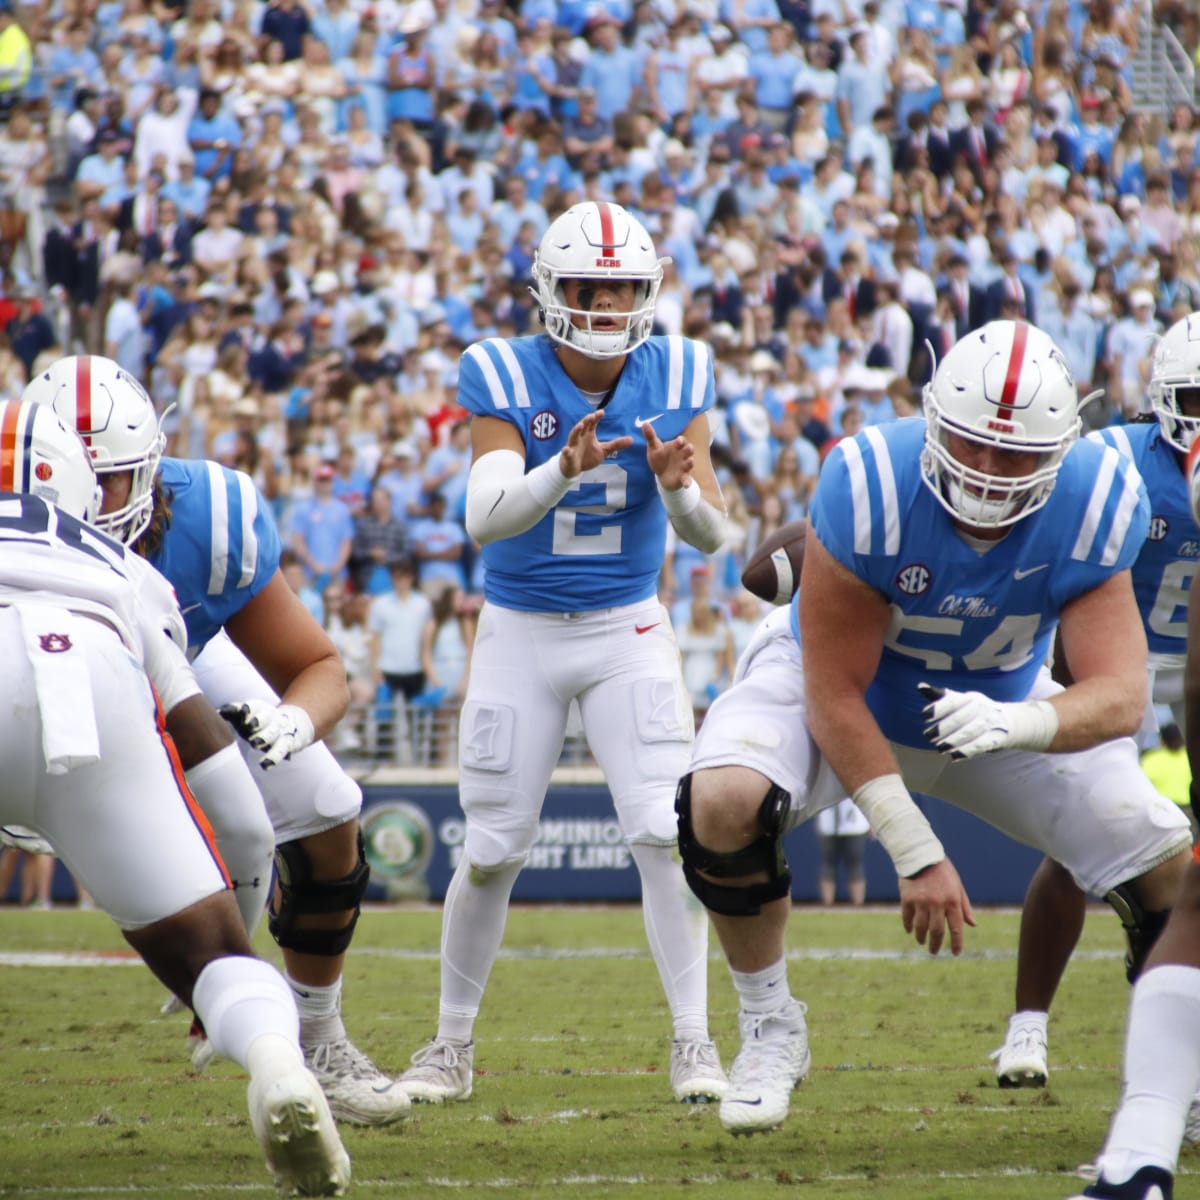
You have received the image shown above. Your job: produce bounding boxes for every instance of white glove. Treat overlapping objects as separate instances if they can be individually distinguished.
[219,700,315,770]
[918,683,1059,760]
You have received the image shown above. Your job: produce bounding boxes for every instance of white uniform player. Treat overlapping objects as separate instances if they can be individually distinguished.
[0,399,350,1198]
[399,201,731,1105]
[677,321,1193,1136]
[22,355,409,1127]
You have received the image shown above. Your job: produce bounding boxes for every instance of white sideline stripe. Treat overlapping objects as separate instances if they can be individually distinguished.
[0,947,1126,967]
[3,1168,1196,1195]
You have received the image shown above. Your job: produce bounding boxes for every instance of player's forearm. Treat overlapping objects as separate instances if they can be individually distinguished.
[465,448,573,544]
[276,653,352,740]
[1044,673,1146,751]
[659,480,726,553]
[806,692,904,798]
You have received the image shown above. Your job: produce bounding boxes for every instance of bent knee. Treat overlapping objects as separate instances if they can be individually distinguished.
[689,765,777,845]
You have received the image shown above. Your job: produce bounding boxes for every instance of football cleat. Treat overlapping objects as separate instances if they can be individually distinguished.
[304,1035,410,1126]
[0,825,54,855]
[1065,1165,1174,1200]
[719,1000,811,1136]
[248,1065,351,1198]
[670,1038,728,1103]
[990,1021,1048,1088]
[399,1038,474,1103]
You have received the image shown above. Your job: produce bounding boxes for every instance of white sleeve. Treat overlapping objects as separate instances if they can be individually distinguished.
[141,623,202,714]
[464,448,576,544]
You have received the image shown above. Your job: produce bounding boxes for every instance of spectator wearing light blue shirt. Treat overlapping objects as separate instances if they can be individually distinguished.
[577,16,642,122]
[730,0,783,56]
[836,27,886,133]
[47,22,101,113]
[748,23,803,131]
[289,463,356,590]
[74,131,125,201]
[1041,280,1100,390]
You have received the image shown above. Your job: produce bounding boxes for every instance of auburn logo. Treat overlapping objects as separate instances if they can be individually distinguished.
[38,633,72,653]
[34,462,52,480]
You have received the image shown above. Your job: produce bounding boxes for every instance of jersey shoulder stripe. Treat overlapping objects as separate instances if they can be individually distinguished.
[460,338,533,412]
[825,424,906,556]
[1069,443,1146,567]
[655,335,713,413]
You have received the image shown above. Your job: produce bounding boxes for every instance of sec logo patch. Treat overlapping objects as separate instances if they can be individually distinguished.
[896,563,931,595]
[531,410,559,440]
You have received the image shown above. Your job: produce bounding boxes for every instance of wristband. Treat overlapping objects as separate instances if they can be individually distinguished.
[852,773,946,878]
[659,477,702,516]
[1007,699,1059,751]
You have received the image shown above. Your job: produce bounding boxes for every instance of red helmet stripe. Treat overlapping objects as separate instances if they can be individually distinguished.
[997,322,1029,422]
[0,400,19,493]
[76,355,93,443]
[596,201,616,257]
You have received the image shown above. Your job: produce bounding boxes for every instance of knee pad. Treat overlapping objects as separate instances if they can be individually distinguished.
[1105,882,1171,983]
[675,772,792,917]
[269,830,370,957]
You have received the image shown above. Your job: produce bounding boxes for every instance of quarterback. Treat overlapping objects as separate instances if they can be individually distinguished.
[400,201,730,1106]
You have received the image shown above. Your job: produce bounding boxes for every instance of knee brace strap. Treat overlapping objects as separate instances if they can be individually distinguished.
[269,831,370,957]
[1105,882,1170,983]
[676,773,792,917]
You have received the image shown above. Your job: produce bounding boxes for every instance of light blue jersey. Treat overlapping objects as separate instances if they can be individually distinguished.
[1090,422,1199,658]
[458,334,715,613]
[806,420,1149,748]
[149,457,282,655]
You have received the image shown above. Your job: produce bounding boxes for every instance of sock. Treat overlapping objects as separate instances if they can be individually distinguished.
[184,745,274,938]
[286,976,344,1046]
[435,856,523,1044]
[192,955,300,1070]
[730,959,791,1015]
[629,842,710,1042]
[1097,964,1200,1183]
[1008,1009,1048,1037]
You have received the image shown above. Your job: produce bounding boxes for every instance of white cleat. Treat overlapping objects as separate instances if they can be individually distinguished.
[990,1022,1048,1088]
[160,993,186,1016]
[189,1020,217,1073]
[1184,1094,1200,1146]
[399,1038,474,1103]
[305,1036,411,1126]
[248,1066,351,1198]
[719,1000,811,1136]
[670,1038,728,1102]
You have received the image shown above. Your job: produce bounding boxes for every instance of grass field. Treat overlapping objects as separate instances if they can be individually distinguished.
[0,901,1193,1200]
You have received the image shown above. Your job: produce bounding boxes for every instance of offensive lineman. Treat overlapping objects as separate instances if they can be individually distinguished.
[677,320,1192,1135]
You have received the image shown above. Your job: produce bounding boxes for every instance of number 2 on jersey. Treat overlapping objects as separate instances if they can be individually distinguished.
[551,462,628,556]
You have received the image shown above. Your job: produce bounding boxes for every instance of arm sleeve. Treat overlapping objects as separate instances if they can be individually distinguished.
[464,448,575,545]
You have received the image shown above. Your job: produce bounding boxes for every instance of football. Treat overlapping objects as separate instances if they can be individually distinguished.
[741,520,806,606]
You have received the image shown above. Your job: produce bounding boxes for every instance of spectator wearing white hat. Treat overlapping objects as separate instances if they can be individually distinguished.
[1106,288,1163,419]
[690,21,747,121]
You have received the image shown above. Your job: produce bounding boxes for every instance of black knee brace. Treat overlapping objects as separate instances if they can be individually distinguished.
[676,772,792,917]
[269,830,371,957]
[1105,882,1171,983]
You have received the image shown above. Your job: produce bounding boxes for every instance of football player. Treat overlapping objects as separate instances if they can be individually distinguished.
[398,201,730,1105]
[678,320,1193,1136]
[995,313,1200,1100]
[22,355,409,1127]
[0,400,350,1197]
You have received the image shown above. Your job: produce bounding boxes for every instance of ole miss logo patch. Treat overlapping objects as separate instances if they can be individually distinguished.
[39,633,72,653]
[531,410,559,440]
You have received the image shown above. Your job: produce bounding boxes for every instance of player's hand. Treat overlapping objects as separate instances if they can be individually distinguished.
[919,682,1057,759]
[558,410,632,478]
[219,700,315,769]
[898,858,976,956]
[642,421,695,491]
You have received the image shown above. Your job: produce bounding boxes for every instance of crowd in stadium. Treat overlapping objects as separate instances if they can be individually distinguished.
[0,0,1199,732]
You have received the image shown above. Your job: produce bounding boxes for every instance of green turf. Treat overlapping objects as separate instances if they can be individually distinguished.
[0,903,1189,1198]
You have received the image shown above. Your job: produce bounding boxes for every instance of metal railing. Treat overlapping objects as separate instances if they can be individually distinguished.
[1131,3,1197,113]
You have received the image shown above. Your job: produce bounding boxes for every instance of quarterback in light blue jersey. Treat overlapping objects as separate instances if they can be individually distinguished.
[399,201,732,1109]
[678,320,1192,1138]
[23,355,410,1129]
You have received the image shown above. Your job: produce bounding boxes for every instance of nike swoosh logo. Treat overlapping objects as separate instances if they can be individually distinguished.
[1013,564,1049,580]
[634,414,664,428]
[180,603,202,614]
[729,1096,763,1106]
[488,489,505,518]
[635,623,660,635]
[373,1082,399,1093]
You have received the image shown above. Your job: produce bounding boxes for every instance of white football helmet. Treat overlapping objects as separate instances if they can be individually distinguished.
[22,355,164,544]
[1148,313,1200,454]
[921,321,1080,528]
[531,201,668,359]
[0,399,102,522]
